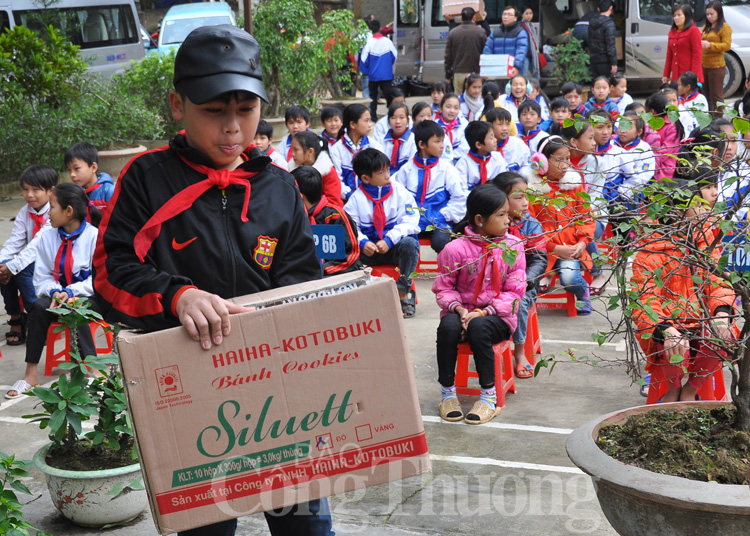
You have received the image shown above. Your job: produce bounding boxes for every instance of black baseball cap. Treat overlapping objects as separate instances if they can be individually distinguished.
[173,25,268,104]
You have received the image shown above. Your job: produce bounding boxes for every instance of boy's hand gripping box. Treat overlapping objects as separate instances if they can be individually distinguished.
[117,272,430,534]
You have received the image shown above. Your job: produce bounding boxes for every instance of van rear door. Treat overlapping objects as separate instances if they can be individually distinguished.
[394,0,422,79]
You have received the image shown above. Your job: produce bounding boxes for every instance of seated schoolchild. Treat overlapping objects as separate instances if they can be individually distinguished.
[487,108,530,172]
[436,93,470,162]
[330,103,383,200]
[527,136,596,315]
[291,131,343,207]
[432,184,526,424]
[678,71,709,136]
[497,74,531,124]
[516,100,549,153]
[345,148,421,317]
[491,172,547,378]
[412,101,434,124]
[644,93,682,180]
[529,79,551,122]
[393,120,468,253]
[5,184,101,399]
[293,165,362,276]
[632,169,735,403]
[373,87,411,140]
[583,76,619,119]
[254,119,289,171]
[548,97,571,132]
[625,101,660,148]
[609,111,656,210]
[374,102,417,174]
[278,104,311,162]
[0,165,58,345]
[561,81,586,116]
[431,81,447,120]
[609,73,633,115]
[64,141,114,213]
[478,83,519,136]
[460,74,485,121]
[320,105,344,147]
[455,121,508,190]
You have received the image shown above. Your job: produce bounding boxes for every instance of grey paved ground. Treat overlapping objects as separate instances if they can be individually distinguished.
[0,191,668,536]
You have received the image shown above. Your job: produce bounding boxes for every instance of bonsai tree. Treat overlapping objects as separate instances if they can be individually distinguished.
[551,33,590,85]
[24,298,135,469]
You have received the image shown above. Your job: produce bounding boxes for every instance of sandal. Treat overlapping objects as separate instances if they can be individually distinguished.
[639,375,650,397]
[400,289,416,318]
[5,313,26,346]
[439,398,463,422]
[465,401,502,425]
[538,276,552,294]
[5,379,37,399]
[589,274,608,296]
[516,363,534,379]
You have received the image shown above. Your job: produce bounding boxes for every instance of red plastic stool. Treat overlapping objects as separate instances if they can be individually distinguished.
[523,304,541,366]
[537,272,593,317]
[596,223,618,262]
[44,321,114,376]
[646,364,728,405]
[455,340,516,408]
[369,265,418,303]
[416,238,439,273]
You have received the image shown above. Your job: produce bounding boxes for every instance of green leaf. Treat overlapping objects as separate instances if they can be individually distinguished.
[647,116,665,131]
[694,110,712,129]
[733,117,750,134]
[32,388,61,404]
[9,479,31,496]
[669,354,685,364]
[48,409,65,434]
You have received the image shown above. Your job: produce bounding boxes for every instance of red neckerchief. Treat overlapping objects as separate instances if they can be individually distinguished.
[389,129,405,169]
[439,117,458,147]
[360,187,393,239]
[29,211,46,237]
[617,137,641,151]
[267,146,276,156]
[520,127,542,147]
[512,96,527,109]
[413,156,438,205]
[53,222,86,287]
[597,141,613,155]
[679,90,700,105]
[308,195,329,226]
[133,155,257,262]
[472,237,502,304]
[321,131,337,146]
[342,134,366,155]
[570,154,584,169]
[85,183,101,194]
[285,137,293,161]
[468,151,491,185]
[574,103,585,116]
[496,137,509,157]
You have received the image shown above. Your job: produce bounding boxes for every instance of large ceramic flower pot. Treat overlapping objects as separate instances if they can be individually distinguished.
[34,443,148,527]
[567,401,750,536]
[97,144,147,180]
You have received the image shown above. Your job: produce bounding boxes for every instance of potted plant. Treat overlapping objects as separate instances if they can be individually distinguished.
[529,112,750,534]
[24,298,147,528]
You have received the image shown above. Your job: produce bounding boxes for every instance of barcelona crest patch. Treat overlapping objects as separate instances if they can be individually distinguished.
[254,236,278,269]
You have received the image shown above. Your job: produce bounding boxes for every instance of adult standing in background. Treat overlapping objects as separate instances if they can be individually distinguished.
[662,4,703,85]
[483,6,528,77]
[520,6,540,78]
[444,7,488,93]
[701,0,732,112]
[360,19,397,121]
[588,0,618,77]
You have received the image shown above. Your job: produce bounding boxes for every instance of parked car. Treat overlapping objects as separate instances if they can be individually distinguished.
[157,1,235,54]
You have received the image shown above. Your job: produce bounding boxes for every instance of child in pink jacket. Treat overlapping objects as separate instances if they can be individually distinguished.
[645,93,682,180]
[432,184,526,426]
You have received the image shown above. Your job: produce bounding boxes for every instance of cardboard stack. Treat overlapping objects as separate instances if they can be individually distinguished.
[479,53,515,78]
[441,0,485,20]
[118,272,431,534]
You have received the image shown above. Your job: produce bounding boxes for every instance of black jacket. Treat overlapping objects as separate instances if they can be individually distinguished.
[93,135,321,332]
[587,13,617,66]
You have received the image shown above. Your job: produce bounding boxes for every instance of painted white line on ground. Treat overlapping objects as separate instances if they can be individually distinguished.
[422,415,573,435]
[542,339,623,347]
[430,454,584,475]
[0,415,27,424]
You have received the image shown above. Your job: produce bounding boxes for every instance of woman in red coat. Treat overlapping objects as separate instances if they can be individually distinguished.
[662,4,703,85]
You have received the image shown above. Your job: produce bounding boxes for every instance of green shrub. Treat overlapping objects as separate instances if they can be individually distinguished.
[111,50,180,138]
[551,33,590,85]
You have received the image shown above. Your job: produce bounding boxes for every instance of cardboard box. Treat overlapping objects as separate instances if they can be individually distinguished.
[118,272,430,534]
[442,0,484,20]
[479,54,515,78]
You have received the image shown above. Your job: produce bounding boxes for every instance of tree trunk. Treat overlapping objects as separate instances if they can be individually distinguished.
[733,291,750,430]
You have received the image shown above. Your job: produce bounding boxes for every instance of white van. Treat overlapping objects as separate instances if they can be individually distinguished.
[393,0,750,96]
[0,0,145,79]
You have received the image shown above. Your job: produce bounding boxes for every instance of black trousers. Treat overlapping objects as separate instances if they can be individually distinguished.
[590,62,613,79]
[419,229,452,254]
[436,313,511,389]
[26,296,98,365]
[368,79,393,120]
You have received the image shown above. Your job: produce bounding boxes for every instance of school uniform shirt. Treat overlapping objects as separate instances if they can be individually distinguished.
[571,102,586,117]
[321,130,338,148]
[34,221,98,299]
[724,161,750,222]
[459,93,485,122]
[516,124,549,153]
[609,137,655,202]
[330,134,384,200]
[596,140,625,195]
[583,96,619,119]
[496,94,527,123]
[534,96,550,121]
[87,173,115,213]
[431,103,442,121]
[373,114,414,141]
[678,90,709,139]
[276,132,295,162]
[0,202,50,263]
[393,155,467,230]
[307,195,362,275]
[437,115,470,162]
[261,146,289,171]
[289,151,343,207]
[360,33,397,82]
[378,128,417,174]
[455,150,509,190]
[571,153,608,224]
[93,134,321,332]
[344,181,421,248]
[496,136,531,172]
[611,93,634,116]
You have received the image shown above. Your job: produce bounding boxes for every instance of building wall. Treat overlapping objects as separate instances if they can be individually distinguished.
[349,0,393,25]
